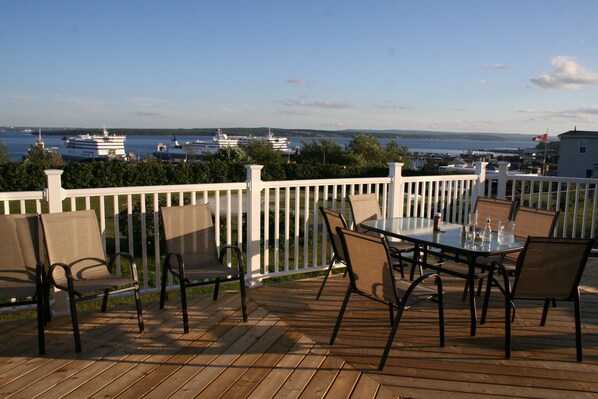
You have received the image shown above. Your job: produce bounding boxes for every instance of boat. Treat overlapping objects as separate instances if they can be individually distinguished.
[153,128,293,161]
[59,126,127,161]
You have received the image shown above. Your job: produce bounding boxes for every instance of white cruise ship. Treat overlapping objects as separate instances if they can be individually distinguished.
[153,128,293,161]
[59,127,127,161]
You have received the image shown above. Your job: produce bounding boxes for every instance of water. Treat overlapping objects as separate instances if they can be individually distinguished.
[0,131,536,161]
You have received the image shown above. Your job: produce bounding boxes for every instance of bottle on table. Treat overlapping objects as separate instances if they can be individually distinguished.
[482,216,492,243]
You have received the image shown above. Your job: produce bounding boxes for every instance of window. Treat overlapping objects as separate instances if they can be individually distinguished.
[579,140,587,154]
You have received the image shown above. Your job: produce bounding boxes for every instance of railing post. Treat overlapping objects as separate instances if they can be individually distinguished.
[387,162,405,218]
[473,161,488,205]
[44,169,69,315]
[497,161,510,199]
[245,164,264,288]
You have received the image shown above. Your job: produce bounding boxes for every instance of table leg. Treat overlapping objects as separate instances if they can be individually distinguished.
[468,255,478,336]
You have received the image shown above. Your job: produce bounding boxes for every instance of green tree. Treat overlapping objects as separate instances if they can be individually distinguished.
[345,134,386,166]
[297,138,345,165]
[0,141,9,164]
[210,146,252,163]
[384,140,410,163]
[242,141,285,165]
[23,145,65,168]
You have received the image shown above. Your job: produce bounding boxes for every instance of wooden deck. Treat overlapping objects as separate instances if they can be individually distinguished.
[1,258,597,398]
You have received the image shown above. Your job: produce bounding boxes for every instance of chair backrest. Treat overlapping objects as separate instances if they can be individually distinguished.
[161,204,219,268]
[475,197,516,231]
[337,227,398,304]
[0,214,41,300]
[512,237,594,300]
[319,207,349,262]
[503,207,560,262]
[41,210,110,286]
[348,193,382,233]
[512,207,559,239]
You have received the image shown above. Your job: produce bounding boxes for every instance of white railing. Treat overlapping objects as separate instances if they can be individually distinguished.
[1,162,596,314]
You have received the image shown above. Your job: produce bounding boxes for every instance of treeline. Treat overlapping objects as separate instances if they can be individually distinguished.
[0,134,430,192]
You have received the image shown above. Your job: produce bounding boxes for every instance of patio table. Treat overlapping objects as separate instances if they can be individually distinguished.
[361,217,526,336]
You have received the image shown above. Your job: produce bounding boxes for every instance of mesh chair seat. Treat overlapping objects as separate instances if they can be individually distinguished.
[0,213,46,355]
[487,237,594,361]
[160,203,247,333]
[42,210,144,353]
[182,262,240,281]
[68,275,138,295]
[330,227,444,370]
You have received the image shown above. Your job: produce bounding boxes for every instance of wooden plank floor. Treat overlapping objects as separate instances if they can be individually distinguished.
[0,257,597,398]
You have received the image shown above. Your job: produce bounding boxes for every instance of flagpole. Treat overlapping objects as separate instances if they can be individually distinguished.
[542,129,548,175]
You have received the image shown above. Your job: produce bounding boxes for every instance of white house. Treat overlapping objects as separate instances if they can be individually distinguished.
[557,129,598,178]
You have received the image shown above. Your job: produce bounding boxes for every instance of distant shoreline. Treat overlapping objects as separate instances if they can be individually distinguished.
[0,127,539,142]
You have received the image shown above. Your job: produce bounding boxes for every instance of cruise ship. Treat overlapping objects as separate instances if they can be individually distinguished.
[59,127,127,161]
[153,128,293,161]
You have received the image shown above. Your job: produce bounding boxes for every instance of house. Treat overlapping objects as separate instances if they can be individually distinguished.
[557,129,598,178]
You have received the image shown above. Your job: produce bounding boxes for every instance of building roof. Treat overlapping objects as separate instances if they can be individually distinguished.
[558,129,598,139]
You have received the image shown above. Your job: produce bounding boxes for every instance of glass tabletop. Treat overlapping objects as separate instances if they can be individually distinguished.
[361,217,525,256]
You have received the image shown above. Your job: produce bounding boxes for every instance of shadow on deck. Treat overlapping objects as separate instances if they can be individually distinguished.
[0,257,597,398]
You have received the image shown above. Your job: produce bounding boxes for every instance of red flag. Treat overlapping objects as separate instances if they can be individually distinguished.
[532,133,548,142]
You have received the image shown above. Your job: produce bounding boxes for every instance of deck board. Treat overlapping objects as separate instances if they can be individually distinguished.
[0,257,596,398]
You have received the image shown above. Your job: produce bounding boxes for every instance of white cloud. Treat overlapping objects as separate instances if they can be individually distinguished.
[478,79,486,85]
[483,64,508,70]
[281,99,352,109]
[287,79,308,86]
[531,56,598,89]
[517,105,598,122]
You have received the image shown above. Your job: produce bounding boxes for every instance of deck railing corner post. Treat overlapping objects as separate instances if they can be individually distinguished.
[497,162,510,199]
[388,162,405,218]
[473,161,488,204]
[245,164,264,288]
[44,169,69,315]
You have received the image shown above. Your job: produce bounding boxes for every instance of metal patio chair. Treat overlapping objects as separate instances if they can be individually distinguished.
[348,193,414,276]
[489,236,594,361]
[41,210,144,353]
[160,203,247,333]
[480,207,560,323]
[330,227,444,370]
[316,207,349,299]
[0,214,47,355]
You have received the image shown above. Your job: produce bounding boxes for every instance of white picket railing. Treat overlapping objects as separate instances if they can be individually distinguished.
[1,162,596,314]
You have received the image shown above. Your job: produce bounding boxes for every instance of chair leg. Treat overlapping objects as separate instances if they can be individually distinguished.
[213,277,221,300]
[316,258,335,299]
[388,303,394,326]
[379,304,405,370]
[540,299,551,326]
[134,284,145,333]
[159,263,168,309]
[68,292,82,353]
[574,295,582,362]
[239,272,248,322]
[329,284,352,345]
[180,279,189,333]
[504,291,511,359]
[101,289,109,312]
[36,294,45,356]
[437,278,445,348]
[481,268,495,325]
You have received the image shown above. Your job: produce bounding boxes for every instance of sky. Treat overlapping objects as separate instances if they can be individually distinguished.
[1,1,598,135]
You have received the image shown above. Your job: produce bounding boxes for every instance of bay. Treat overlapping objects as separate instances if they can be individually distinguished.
[0,131,536,161]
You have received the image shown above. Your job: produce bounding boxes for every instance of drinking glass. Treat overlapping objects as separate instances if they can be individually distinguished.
[498,220,515,246]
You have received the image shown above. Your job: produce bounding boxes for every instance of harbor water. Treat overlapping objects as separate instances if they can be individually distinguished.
[0,132,536,161]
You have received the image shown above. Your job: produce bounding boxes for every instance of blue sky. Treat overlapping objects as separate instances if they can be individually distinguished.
[2,1,598,135]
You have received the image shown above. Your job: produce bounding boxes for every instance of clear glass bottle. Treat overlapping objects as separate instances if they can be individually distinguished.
[482,216,492,243]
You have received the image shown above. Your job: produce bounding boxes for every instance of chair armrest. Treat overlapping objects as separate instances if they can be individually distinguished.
[164,252,185,280]
[48,262,75,293]
[108,252,139,282]
[219,245,245,274]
